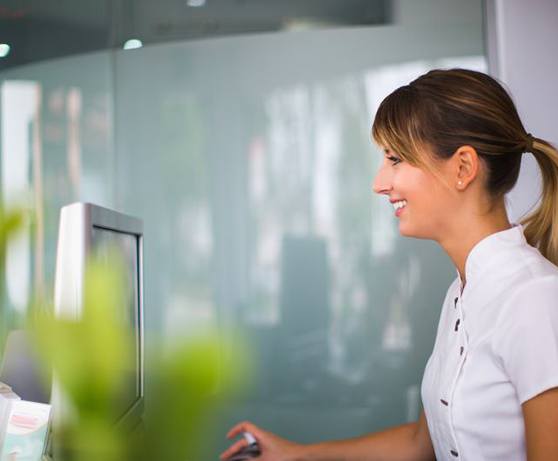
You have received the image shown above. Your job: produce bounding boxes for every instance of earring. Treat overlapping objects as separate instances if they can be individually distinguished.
[457,181,463,187]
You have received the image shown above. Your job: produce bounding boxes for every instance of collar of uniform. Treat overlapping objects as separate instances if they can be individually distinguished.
[456,224,525,293]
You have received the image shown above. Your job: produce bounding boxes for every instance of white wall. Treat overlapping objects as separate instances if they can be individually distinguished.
[487,0,558,221]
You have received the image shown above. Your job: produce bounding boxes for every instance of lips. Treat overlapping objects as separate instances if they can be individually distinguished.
[391,199,407,217]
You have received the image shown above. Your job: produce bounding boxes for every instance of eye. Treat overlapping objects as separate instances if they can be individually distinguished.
[386,155,402,165]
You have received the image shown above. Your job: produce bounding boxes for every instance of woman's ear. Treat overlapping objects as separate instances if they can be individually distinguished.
[453,145,480,190]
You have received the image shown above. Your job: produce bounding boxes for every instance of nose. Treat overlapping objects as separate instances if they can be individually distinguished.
[372,164,392,195]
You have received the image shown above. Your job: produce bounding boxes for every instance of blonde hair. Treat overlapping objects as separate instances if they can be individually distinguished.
[372,68,558,265]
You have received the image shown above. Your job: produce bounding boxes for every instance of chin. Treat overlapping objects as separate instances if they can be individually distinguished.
[398,221,414,237]
[399,227,417,238]
[398,222,433,240]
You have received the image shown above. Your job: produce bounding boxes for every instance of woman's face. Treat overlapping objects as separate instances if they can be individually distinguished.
[372,147,456,241]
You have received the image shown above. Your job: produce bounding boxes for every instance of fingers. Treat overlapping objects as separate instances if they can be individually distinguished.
[226,420,257,440]
[220,438,248,460]
[222,421,261,461]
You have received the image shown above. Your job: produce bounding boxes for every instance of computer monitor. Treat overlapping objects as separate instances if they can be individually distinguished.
[53,202,144,428]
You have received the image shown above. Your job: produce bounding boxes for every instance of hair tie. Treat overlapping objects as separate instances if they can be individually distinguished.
[524,133,534,152]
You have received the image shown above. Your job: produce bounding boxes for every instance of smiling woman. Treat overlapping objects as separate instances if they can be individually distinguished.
[222,68,558,461]
[371,68,558,461]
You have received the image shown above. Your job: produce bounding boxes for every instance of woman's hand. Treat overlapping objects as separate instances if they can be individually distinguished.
[220,421,305,461]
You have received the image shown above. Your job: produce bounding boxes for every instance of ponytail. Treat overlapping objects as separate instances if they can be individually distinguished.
[520,137,558,266]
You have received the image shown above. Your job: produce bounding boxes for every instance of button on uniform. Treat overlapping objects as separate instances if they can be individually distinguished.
[422,287,468,460]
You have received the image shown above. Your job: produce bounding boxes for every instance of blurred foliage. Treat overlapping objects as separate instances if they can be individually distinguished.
[0,204,28,352]
[27,252,250,461]
[132,337,246,461]
[32,255,132,418]
[0,206,26,269]
[0,206,250,461]
[28,254,132,461]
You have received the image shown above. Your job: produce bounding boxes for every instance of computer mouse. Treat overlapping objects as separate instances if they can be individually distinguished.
[226,431,261,461]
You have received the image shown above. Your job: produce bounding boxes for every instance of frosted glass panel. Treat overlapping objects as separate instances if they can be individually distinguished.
[0,0,486,458]
[0,52,114,314]
[112,2,486,457]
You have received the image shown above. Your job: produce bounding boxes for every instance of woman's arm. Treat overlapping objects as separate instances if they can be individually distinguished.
[221,410,435,461]
[522,387,558,461]
[298,410,434,461]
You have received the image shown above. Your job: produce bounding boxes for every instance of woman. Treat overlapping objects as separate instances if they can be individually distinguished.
[220,69,558,461]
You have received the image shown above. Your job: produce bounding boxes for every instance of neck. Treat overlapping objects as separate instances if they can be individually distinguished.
[438,204,511,288]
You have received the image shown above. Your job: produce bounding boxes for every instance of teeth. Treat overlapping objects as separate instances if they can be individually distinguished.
[392,200,407,210]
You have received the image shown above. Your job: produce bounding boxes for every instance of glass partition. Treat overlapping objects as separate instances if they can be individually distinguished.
[0,0,486,458]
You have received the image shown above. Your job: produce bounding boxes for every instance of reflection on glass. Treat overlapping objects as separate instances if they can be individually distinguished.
[1,81,39,311]
[0,0,487,453]
[66,87,82,197]
[0,53,115,317]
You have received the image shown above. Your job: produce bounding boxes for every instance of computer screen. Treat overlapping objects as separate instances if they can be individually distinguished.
[53,202,144,428]
[91,226,141,417]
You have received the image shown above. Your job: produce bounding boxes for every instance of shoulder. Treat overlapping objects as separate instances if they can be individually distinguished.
[509,273,558,306]
[477,246,558,332]
[495,272,558,336]
[514,243,558,278]
[504,245,558,304]
[493,243,558,301]
[491,272,558,404]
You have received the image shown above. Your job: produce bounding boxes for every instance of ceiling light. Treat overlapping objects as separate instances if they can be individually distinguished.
[0,44,11,58]
[187,0,206,7]
[123,39,143,50]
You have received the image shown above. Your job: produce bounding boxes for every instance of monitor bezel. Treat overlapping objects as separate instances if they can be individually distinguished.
[53,201,144,429]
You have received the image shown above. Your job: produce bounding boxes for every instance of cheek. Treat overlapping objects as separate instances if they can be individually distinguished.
[394,165,453,207]
[398,170,451,224]
[395,167,433,199]
[416,179,449,214]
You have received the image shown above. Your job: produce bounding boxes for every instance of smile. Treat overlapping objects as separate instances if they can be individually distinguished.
[392,200,407,217]
[392,200,407,211]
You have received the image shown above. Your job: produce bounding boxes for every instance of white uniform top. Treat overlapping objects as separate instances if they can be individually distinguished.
[421,224,558,461]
